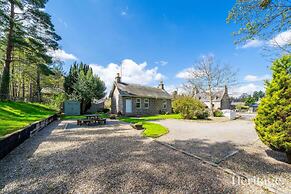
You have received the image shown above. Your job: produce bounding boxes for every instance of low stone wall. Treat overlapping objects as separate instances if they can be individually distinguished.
[0,114,58,159]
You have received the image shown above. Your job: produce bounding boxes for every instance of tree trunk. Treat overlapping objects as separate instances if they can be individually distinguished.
[22,74,25,100]
[36,66,41,102]
[0,1,15,100]
[11,62,15,99]
[29,82,33,101]
[208,85,214,117]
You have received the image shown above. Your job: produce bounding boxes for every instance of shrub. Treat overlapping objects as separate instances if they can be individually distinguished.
[173,96,209,119]
[235,104,249,112]
[254,55,291,162]
[109,114,117,119]
[46,93,66,111]
[102,108,110,113]
[214,110,223,117]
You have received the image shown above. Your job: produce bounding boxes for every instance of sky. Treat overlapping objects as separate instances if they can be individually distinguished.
[45,0,287,97]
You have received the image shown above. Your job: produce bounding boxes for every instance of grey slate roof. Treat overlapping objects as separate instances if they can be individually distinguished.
[113,82,172,99]
[195,91,225,102]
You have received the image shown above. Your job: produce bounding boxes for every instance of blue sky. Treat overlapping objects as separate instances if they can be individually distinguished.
[46,0,275,96]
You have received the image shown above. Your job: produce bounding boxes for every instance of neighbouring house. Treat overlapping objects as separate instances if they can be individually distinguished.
[109,73,172,116]
[249,103,259,113]
[194,86,231,110]
[86,98,106,113]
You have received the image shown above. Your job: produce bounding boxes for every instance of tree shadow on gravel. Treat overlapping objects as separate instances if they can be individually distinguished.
[265,149,289,163]
[0,121,248,194]
[165,138,291,193]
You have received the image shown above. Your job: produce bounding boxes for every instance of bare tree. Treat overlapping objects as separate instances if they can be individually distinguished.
[184,55,236,116]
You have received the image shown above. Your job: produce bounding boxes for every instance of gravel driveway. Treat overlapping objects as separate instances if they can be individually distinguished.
[155,119,291,193]
[155,119,259,162]
[0,120,267,193]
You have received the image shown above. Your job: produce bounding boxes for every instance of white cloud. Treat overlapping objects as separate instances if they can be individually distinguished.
[176,67,205,79]
[155,60,168,66]
[268,30,291,47]
[121,6,129,16]
[48,49,78,61]
[244,74,271,82]
[230,83,265,97]
[176,68,194,79]
[241,39,265,49]
[90,59,165,92]
[239,30,291,49]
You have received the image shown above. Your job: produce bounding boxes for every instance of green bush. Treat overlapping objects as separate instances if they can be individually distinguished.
[235,104,249,111]
[254,55,291,158]
[214,110,223,117]
[45,93,66,111]
[173,96,209,119]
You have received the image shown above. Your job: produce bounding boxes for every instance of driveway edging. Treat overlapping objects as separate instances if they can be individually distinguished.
[153,139,286,194]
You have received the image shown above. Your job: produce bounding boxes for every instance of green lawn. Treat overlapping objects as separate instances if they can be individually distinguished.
[119,113,182,123]
[142,122,169,138]
[0,101,56,137]
[61,113,109,120]
[60,115,86,120]
[119,114,178,138]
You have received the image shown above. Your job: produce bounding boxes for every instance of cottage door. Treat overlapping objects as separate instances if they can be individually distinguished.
[125,99,132,113]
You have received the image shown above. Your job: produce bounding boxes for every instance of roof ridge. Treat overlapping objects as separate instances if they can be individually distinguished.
[115,81,172,99]
[118,82,165,91]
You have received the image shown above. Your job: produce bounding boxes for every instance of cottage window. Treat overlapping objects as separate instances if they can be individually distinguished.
[162,100,167,109]
[144,99,149,109]
[136,98,141,109]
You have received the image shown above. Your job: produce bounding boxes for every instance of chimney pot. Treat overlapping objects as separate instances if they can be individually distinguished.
[116,73,121,83]
[158,81,164,90]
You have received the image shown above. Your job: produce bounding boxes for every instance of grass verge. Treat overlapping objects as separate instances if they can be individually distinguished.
[142,122,169,138]
[61,113,109,120]
[119,114,176,138]
[0,101,56,137]
[119,113,182,123]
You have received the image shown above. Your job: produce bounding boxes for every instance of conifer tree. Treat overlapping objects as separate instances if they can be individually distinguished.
[0,0,60,100]
[255,55,291,163]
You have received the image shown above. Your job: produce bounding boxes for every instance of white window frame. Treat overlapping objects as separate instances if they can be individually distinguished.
[144,98,149,109]
[162,100,167,109]
[136,98,141,109]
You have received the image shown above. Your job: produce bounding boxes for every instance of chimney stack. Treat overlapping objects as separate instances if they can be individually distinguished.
[115,73,121,83]
[158,81,165,90]
[224,85,228,94]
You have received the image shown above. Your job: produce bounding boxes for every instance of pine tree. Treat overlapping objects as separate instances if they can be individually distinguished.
[0,0,60,100]
[255,55,291,163]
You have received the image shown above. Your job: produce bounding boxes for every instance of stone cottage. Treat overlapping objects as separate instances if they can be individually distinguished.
[109,74,172,116]
[194,86,231,110]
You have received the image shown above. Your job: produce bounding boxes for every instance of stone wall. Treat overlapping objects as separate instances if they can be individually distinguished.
[111,87,121,114]
[121,97,172,116]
